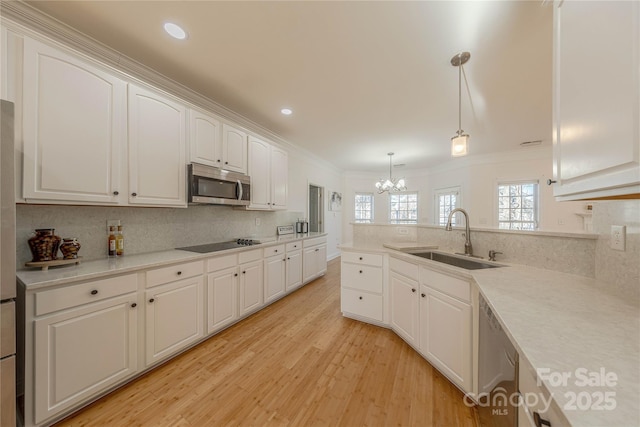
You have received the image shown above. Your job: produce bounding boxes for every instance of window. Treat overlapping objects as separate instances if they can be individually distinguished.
[390,192,418,224]
[434,187,460,226]
[354,193,374,223]
[498,181,538,230]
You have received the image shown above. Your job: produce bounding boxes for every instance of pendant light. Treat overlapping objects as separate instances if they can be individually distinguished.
[375,153,406,194]
[451,52,470,157]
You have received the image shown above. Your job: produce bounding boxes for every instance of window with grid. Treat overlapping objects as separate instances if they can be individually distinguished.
[354,193,374,223]
[434,187,460,226]
[497,181,538,230]
[389,192,418,224]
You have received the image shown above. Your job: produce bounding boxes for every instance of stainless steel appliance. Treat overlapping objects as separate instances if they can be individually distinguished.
[478,294,518,427]
[0,99,17,426]
[188,163,250,206]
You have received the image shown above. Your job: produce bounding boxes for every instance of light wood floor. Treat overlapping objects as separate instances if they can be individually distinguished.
[55,258,478,427]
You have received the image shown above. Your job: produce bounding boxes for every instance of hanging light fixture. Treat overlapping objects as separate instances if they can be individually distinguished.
[375,152,406,194]
[450,52,470,157]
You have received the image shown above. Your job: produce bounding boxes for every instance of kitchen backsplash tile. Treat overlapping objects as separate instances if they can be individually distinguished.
[16,204,301,268]
[593,200,640,303]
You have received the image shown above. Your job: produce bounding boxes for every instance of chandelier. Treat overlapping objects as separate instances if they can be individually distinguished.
[375,153,406,194]
[450,51,470,157]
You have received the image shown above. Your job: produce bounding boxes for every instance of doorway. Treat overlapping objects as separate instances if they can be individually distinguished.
[308,184,324,233]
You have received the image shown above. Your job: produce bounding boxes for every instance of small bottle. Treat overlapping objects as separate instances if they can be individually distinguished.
[108,226,116,257]
[116,225,124,256]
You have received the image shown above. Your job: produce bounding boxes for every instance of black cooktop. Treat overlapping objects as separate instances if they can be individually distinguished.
[177,239,256,254]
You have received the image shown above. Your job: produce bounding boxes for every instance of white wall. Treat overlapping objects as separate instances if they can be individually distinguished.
[342,146,586,242]
[288,148,343,259]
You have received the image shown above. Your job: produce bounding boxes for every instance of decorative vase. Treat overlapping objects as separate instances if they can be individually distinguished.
[60,238,81,260]
[27,228,61,262]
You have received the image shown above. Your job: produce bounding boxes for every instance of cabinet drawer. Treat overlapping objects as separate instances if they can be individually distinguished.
[341,288,383,322]
[207,254,237,273]
[36,273,138,316]
[303,236,326,248]
[146,260,204,288]
[342,252,383,267]
[264,244,285,258]
[420,267,470,303]
[286,241,302,252]
[239,248,262,264]
[341,263,383,293]
[390,257,419,281]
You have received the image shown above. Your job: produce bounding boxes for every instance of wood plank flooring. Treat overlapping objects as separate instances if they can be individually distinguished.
[55,258,478,427]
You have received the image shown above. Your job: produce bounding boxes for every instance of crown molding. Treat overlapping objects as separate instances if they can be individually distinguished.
[0,0,339,173]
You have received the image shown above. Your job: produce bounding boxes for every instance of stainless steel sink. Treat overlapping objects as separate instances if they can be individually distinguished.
[408,251,503,270]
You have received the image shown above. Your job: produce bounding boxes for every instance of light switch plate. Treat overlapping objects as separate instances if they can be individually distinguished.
[611,225,626,251]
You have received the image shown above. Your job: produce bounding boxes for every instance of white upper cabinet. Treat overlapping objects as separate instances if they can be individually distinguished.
[128,84,187,207]
[221,123,247,174]
[552,1,640,200]
[247,136,288,210]
[189,108,221,168]
[22,37,126,204]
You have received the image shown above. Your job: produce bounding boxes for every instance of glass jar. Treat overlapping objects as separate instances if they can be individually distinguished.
[27,228,61,262]
[60,238,81,260]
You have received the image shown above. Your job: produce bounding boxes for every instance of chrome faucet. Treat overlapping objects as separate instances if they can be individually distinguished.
[445,208,473,256]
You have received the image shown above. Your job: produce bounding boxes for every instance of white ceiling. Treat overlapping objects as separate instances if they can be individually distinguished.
[24,0,553,174]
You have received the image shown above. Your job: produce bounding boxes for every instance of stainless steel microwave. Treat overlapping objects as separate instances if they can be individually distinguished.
[188,163,251,206]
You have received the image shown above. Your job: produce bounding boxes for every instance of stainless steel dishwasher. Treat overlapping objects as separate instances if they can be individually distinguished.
[478,294,519,427]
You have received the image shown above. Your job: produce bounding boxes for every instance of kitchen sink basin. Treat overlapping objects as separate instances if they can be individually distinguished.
[408,251,503,270]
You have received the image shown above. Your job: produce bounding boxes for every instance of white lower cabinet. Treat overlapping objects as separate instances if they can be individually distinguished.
[418,266,473,393]
[518,357,569,427]
[145,275,204,366]
[206,254,239,334]
[419,284,472,392]
[264,245,286,303]
[31,275,139,425]
[238,249,264,316]
[390,271,419,346]
[303,236,327,283]
[285,241,303,292]
[341,251,385,323]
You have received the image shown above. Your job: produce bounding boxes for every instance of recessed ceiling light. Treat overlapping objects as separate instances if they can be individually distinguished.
[281,108,293,116]
[164,22,187,40]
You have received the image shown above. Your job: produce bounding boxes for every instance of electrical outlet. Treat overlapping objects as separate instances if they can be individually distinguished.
[610,225,626,251]
[397,228,408,235]
[255,218,261,226]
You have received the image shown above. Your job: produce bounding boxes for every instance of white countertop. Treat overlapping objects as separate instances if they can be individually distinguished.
[17,233,326,290]
[342,243,640,427]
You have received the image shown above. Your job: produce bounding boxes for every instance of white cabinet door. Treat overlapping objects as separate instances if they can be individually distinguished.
[207,267,238,334]
[22,37,126,204]
[303,245,326,284]
[420,285,472,392]
[239,260,263,316]
[189,108,221,168]
[247,136,271,209]
[128,84,187,207]
[270,146,288,209]
[34,294,137,424]
[552,1,640,199]
[264,254,286,303]
[390,272,419,346]
[221,123,247,174]
[145,276,204,366]
[285,250,303,291]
